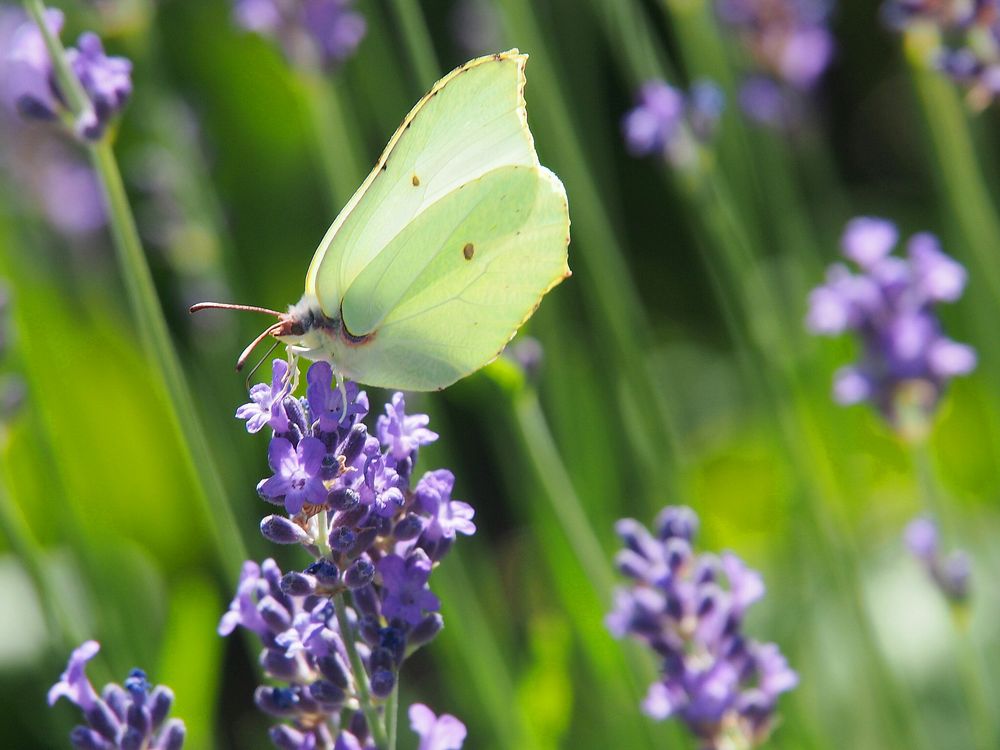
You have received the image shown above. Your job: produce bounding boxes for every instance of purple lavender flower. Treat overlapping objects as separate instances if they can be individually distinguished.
[231,0,366,69]
[904,516,971,602]
[623,79,725,167]
[376,392,438,462]
[378,551,440,625]
[260,436,329,514]
[226,366,476,746]
[237,359,291,433]
[7,9,132,141]
[883,1,1000,109]
[807,217,976,436]
[48,640,186,750]
[715,0,834,127]
[409,703,467,750]
[608,505,797,748]
[307,361,367,433]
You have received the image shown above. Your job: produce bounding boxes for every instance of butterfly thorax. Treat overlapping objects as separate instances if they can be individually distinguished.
[276,294,372,364]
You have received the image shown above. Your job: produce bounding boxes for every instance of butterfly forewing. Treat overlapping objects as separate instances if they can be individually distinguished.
[307,51,537,313]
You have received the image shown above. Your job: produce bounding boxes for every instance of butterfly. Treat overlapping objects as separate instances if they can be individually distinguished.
[193,49,570,391]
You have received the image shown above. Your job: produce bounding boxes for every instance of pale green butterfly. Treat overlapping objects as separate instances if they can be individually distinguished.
[193,49,570,391]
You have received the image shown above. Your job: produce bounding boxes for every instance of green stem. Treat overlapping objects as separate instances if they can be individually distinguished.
[334,595,388,750]
[23,0,90,116]
[298,69,366,212]
[907,62,1000,308]
[387,683,398,750]
[385,0,441,91]
[909,440,996,750]
[89,140,248,571]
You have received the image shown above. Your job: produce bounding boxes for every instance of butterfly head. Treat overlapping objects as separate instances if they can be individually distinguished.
[189,294,346,371]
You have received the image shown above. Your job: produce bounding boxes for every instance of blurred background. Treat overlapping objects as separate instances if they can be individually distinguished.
[2,0,999,748]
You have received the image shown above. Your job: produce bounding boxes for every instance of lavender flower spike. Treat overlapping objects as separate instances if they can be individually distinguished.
[904,516,971,603]
[806,217,976,438]
[622,79,725,168]
[224,366,477,746]
[410,703,467,750]
[8,9,132,140]
[48,640,186,749]
[231,0,367,70]
[608,505,796,748]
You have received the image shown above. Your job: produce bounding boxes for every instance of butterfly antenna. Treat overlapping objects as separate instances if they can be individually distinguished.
[237,321,287,372]
[245,339,280,389]
[190,301,285,317]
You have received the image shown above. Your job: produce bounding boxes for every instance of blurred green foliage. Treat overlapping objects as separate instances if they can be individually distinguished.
[2,0,1000,748]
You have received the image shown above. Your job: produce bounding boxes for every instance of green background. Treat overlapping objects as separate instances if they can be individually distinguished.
[1,0,999,748]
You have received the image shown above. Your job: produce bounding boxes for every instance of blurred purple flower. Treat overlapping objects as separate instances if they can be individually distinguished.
[716,0,834,127]
[48,640,186,750]
[807,217,975,435]
[231,0,366,69]
[883,1,1000,109]
[608,505,796,748]
[904,516,971,602]
[7,9,132,140]
[410,703,467,750]
[623,79,725,167]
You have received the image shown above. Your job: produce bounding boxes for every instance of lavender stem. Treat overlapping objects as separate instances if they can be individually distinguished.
[334,595,389,750]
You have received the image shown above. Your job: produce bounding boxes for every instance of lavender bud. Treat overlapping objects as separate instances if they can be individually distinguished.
[321,452,341,480]
[304,559,340,590]
[125,702,151,739]
[260,515,313,545]
[102,684,128,720]
[394,513,424,541]
[283,396,309,435]
[349,711,369,741]
[379,626,407,664]
[258,596,292,632]
[369,667,396,698]
[335,504,370,529]
[84,702,120,741]
[655,505,698,541]
[148,686,173,730]
[124,669,149,704]
[120,726,145,750]
[317,654,350,689]
[352,582,380,616]
[308,679,346,708]
[157,720,185,750]
[254,686,299,717]
[345,558,376,589]
[70,727,109,750]
[261,650,299,681]
[359,614,381,645]
[348,527,379,558]
[269,726,313,750]
[342,424,368,464]
[328,486,360,511]
[280,571,316,597]
[408,613,444,648]
[329,526,357,552]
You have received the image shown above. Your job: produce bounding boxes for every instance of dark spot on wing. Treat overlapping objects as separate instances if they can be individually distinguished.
[412,174,420,186]
[463,243,475,260]
[381,162,387,172]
